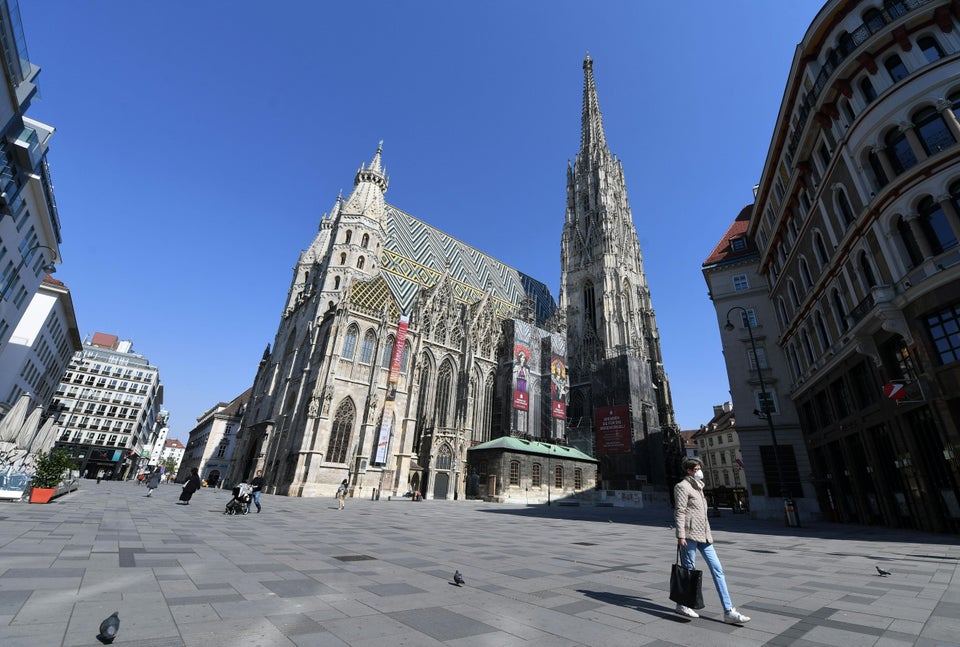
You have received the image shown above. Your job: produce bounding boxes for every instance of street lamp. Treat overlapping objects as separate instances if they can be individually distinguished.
[724,305,797,527]
[0,244,59,300]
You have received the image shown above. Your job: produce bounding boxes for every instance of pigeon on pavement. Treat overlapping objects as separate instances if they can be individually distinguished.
[876,565,891,577]
[453,570,464,586]
[97,611,119,644]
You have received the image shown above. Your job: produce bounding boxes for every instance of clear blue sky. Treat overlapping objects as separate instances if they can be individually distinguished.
[21,1,825,440]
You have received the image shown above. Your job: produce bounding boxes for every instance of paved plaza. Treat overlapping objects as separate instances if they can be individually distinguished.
[1,482,958,647]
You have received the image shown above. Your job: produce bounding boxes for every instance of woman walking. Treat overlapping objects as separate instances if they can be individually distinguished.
[177,468,202,505]
[145,471,161,496]
[673,457,751,623]
[336,479,348,509]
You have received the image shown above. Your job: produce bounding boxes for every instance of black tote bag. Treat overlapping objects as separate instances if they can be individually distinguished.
[669,547,704,609]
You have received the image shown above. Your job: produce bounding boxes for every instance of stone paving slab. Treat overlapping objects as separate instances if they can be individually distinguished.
[1,482,959,646]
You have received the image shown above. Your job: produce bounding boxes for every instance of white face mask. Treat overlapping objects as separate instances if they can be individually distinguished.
[693,469,704,481]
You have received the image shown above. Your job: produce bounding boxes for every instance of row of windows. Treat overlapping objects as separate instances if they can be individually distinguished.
[698,433,735,447]
[58,430,131,447]
[341,325,410,370]
[508,460,583,489]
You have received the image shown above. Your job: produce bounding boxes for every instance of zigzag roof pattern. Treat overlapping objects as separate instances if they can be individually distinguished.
[381,204,556,322]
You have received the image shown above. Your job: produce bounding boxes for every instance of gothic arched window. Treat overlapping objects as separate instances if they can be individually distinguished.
[327,399,355,463]
[436,444,452,470]
[357,256,365,270]
[413,360,431,452]
[583,281,597,330]
[359,329,376,364]
[435,361,454,428]
[361,233,369,248]
[342,325,358,359]
[339,252,347,265]
[344,230,352,244]
[334,275,340,290]
[381,335,396,369]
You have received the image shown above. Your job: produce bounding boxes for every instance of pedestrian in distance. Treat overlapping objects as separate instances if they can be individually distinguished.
[336,479,348,509]
[96,469,104,484]
[673,457,751,624]
[177,467,202,505]
[145,471,161,496]
[248,470,265,513]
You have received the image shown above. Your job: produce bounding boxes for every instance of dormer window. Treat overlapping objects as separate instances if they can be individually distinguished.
[730,237,747,252]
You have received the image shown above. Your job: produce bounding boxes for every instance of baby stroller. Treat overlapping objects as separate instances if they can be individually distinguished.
[224,483,252,515]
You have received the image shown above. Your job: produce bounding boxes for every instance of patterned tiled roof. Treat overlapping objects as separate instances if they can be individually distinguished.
[382,205,557,322]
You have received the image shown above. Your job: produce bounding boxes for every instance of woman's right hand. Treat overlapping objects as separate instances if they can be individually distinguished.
[678,538,687,547]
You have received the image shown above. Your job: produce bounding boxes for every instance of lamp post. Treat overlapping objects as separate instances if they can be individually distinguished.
[724,306,797,527]
[0,244,59,300]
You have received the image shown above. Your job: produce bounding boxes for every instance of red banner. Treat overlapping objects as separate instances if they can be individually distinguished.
[376,315,409,464]
[594,405,631,454]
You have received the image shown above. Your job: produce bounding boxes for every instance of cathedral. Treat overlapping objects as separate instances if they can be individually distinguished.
[225,56,678,500]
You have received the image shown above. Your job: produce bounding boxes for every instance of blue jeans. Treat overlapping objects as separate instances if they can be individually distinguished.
[680,541,732,612]
[249,491,261,512]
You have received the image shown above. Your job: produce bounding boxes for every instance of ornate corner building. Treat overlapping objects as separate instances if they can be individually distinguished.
[744,0,960,532]
[226,57,676,501]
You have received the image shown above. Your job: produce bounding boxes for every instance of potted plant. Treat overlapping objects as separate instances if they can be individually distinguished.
[29,448,75,504]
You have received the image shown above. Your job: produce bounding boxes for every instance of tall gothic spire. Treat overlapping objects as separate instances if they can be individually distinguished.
[342,141,389,219]
[580,53,608,161]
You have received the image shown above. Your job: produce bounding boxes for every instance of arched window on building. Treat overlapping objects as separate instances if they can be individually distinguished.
[356,256,365,270]
[800,258,813,289]
[814,232,830,269]
[359,329,376,364]
[401,344,410,372]
[435,322,447,345]
[885,54,908,82]
[914,106,956,156]
[832,288,849,332]
[867,149,888,190]
[896,215,924,268]
[554,465,564,489]
[327,399,355,464]
[339,252,347,264]
[583,281,597,330]
[532,463,541,487]
[918,195,958,255]
[435,444,452,470]
[344,230,352,244]
[788,280,800,308]
[435,361,454,428]
[859,251,878,289]
[860,77,877,105]
[777,297,789,329]
[381,335,396,369]
[837,31,855,57]
[361,233,369,248]
[837,187,856,227]
[342,325,358,359]
[802,330,815,365]
[413,359,432,452]
[509,461,520,485]
[334,275,340,290]
[816,311,831,351]
[918,36,945,63]
[885,127,918,174]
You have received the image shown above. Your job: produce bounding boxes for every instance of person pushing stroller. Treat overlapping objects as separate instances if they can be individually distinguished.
[224,482,253,515]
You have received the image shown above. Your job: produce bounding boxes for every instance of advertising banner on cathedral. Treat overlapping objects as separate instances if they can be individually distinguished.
[512,339,532,411]
[550,353,567,419]
[594,405,632,454]
[375,315,409,464]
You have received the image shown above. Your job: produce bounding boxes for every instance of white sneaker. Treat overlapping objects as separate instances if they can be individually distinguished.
[724,608,751,624]
[674,604,699,618]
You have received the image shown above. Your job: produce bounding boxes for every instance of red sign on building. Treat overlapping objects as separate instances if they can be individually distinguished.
[594,405,632,454]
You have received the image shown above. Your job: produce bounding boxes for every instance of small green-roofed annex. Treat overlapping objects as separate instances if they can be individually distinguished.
[470,437,597,462]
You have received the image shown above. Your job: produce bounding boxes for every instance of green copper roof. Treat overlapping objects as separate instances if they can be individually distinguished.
[468,437,598,462]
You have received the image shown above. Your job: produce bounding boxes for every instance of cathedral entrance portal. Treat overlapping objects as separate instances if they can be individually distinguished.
[433,472,449,499]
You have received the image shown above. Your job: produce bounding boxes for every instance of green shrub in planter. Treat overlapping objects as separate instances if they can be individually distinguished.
[31,449,76,489]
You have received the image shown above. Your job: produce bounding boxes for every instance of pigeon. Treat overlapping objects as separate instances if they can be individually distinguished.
[453,570,464,586]
[97,611,119,644]
[876,566,891,577]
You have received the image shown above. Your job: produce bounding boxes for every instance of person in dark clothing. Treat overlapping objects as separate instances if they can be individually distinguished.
[178,468,202,505]
[248,470,265,513]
